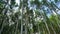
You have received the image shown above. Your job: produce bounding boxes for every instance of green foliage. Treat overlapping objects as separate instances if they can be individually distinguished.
[0,0,60,34]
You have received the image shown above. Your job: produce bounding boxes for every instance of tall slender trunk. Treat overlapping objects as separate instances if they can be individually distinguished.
[15,19,18,34]
[20,0,24,34]
[43,10,51,34]
[20,8,23,34]
[0,20,5,34]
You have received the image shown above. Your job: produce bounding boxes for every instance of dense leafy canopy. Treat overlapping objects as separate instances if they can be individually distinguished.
[0,0,60,34]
